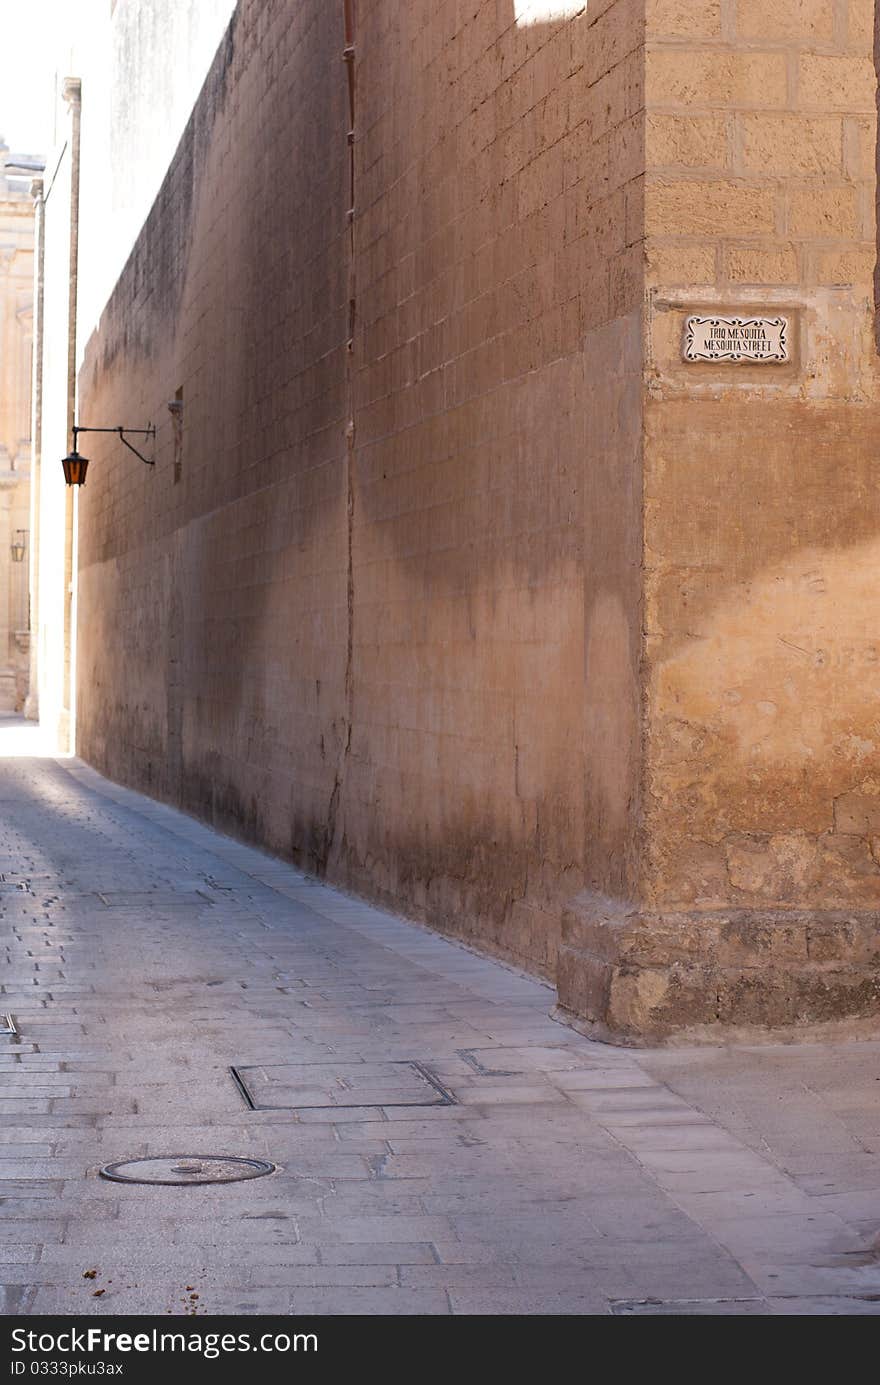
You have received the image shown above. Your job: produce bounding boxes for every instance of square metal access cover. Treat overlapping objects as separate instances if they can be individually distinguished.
[231,1061,455,1110]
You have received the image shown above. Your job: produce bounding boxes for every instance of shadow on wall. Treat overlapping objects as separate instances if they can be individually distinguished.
[76,0,880,978]
[75,0,610,980]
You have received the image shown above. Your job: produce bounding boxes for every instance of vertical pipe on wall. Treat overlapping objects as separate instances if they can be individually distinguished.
[343,0,357,685]
[326,0,358,867]
[61,77,81,753]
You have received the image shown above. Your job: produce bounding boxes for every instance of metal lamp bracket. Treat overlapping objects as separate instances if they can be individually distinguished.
[72,423,156,467]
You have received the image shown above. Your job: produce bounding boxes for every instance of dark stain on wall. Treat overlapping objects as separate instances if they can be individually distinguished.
[77,0,647,978]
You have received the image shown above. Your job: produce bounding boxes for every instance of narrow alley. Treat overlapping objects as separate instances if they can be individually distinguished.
[1,722,879,1316]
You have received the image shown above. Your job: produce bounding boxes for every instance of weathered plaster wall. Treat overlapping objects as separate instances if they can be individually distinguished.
[76,0,646,977]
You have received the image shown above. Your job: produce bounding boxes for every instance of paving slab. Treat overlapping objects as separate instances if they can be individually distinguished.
[0,726,878,1314]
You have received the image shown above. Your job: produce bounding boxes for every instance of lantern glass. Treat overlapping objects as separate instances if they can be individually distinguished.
[10,531,26,563]
[62,450,89,486]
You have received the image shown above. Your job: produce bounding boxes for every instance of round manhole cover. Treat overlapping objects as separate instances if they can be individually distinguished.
[99,1155,276,1186]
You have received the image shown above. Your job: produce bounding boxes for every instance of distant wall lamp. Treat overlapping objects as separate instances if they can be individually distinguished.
[10,530,27,564]
[61,424,156,486]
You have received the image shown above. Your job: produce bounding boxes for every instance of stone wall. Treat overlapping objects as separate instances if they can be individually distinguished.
[77,1,645,978]
[76,0,349,834]
[558,0,880,1039]
[77,0,880,1039]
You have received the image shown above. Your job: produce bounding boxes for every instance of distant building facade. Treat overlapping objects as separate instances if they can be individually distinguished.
[34,1,880,1041]
[0,140,38,711]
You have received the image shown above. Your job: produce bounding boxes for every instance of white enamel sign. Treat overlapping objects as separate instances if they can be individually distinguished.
[683,315,789,363]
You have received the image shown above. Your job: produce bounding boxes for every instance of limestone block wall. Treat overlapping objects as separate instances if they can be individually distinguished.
[76,0,350,838]
[342,0,645,968]
[646,0,878,892]
[76,0,647,978]
[558,0,880,1039]
[74,0,880,1038]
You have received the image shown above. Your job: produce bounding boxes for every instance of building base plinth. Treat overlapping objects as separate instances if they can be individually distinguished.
[555,891,880,1046]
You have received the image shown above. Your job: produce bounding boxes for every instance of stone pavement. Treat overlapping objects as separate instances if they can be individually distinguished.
[0,720,879,1316]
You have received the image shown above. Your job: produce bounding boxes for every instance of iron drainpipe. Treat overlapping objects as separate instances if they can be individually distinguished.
[61,76,81,752]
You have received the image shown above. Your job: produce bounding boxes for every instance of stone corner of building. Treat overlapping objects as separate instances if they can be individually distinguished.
[554,888,880,1046]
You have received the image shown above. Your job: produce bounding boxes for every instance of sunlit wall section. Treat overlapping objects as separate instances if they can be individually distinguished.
[36,126,74,749]
[513,1,586,24]
[33,1,238,752]
[78,0,237,343]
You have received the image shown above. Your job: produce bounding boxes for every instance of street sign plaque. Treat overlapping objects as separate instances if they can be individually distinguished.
[684,315,789,363]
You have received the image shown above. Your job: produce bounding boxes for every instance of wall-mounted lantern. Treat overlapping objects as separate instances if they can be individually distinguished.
[61,423,156,486]
[10,530,27,564]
